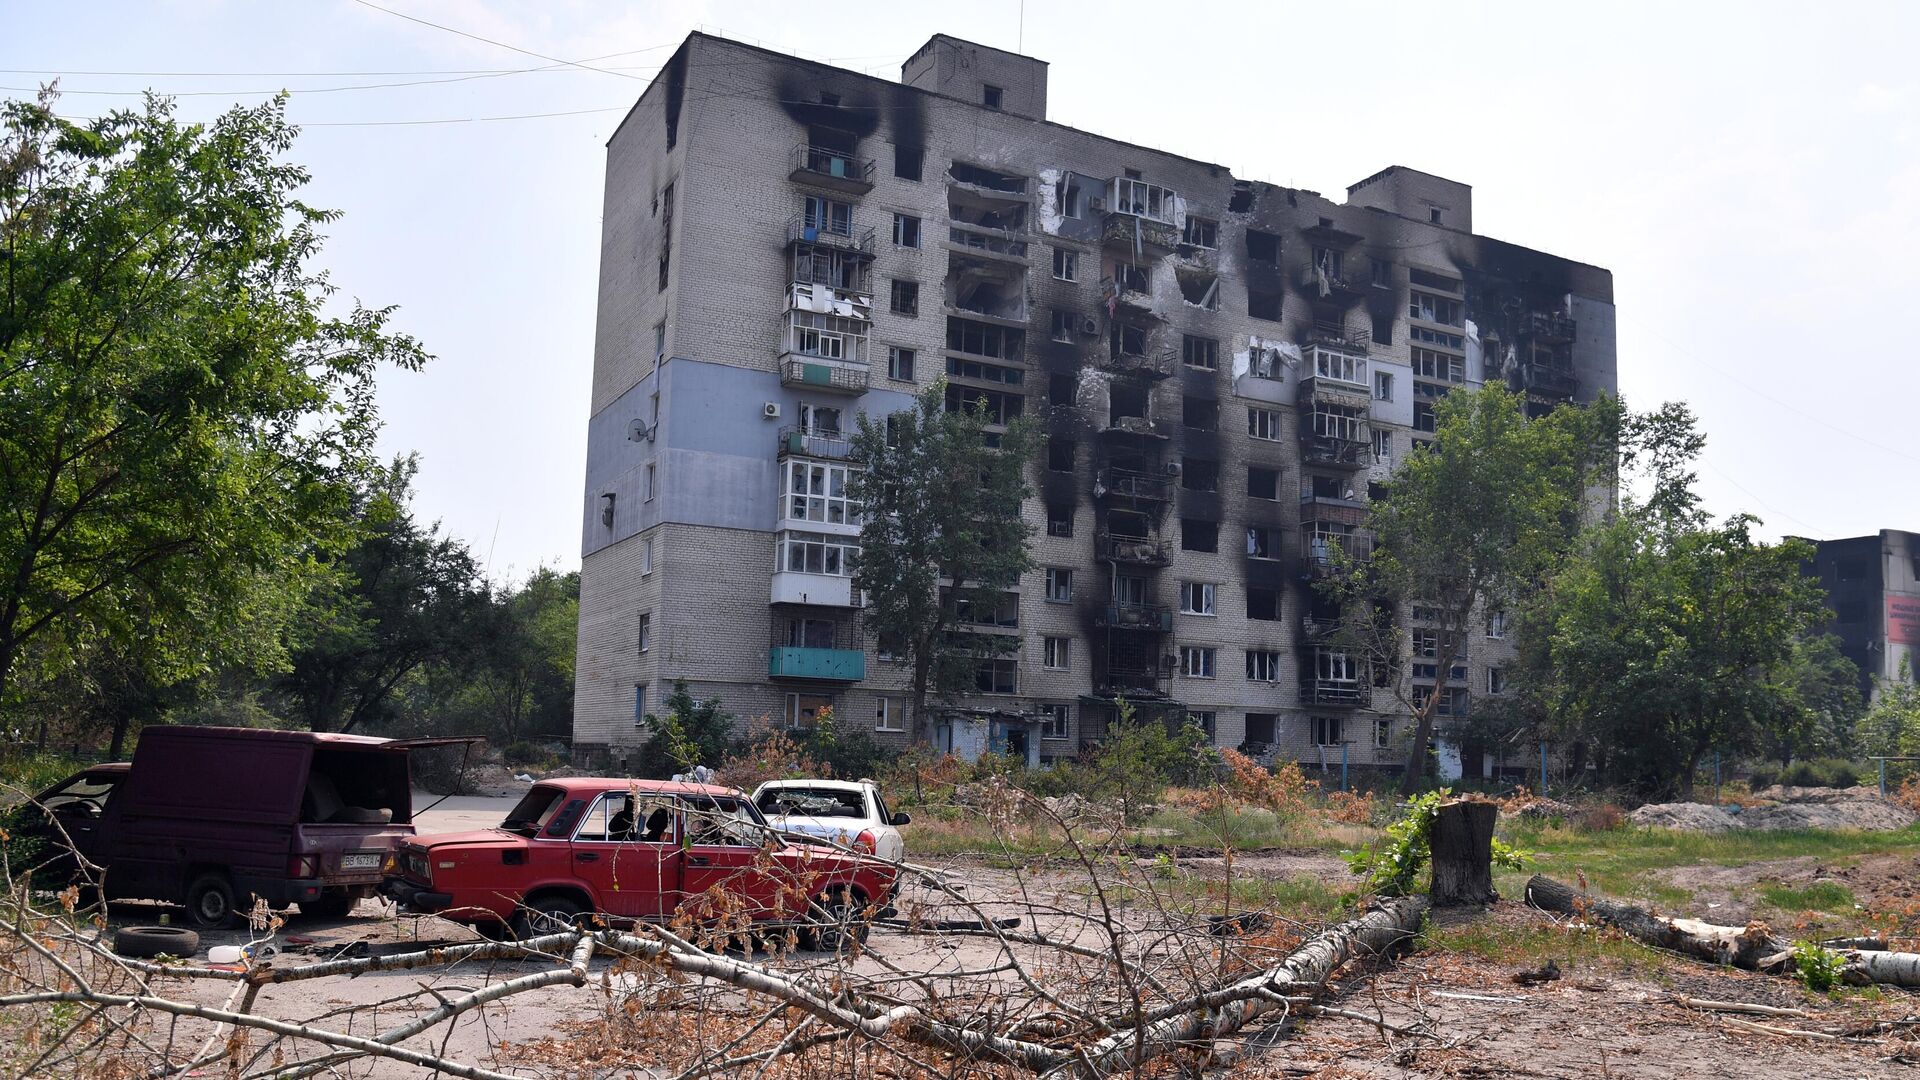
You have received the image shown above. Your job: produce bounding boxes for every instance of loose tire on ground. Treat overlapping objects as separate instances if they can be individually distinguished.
[113,925,200,959]
[184,872,239,930]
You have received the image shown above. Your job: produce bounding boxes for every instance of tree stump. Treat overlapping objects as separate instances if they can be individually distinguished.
[1428,797,1498,905]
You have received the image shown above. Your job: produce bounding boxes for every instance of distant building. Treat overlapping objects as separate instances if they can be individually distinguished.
[1803,530,1920,697]
[571,31,1618,776]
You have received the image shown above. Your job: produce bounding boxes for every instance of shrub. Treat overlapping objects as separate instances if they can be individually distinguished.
[1790,940,1846,993]
[1747,765,1780,790]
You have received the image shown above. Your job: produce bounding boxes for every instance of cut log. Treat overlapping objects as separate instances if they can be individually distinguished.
[1040,895,1430,1079]
[1429,798,1499,905]
[1524,874,1788,968]
[1526,874,1920,988]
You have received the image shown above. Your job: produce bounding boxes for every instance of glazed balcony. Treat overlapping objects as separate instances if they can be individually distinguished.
[1300,531,1374,577]
[1300,434,1371,469]
[789,142,876,195]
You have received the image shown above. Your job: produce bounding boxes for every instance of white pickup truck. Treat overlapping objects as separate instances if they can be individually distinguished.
[751,779,909,863]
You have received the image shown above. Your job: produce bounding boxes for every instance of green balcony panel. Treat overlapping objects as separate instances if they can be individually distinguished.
[767,646,865,681]
[802,362,833,385]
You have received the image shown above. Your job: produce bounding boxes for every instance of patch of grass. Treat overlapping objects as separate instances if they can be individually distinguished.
[1760,881,1857,912]
[1423,918,1669,972]
[1494,821,1920,906]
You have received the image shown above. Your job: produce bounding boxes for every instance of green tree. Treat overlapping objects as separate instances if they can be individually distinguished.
[636,680,737,777]
[463,566,578,742]
[1326,386,1609,795]
[1858,657,1920,761]
[1761,633,1864,766]
[1539,514,1825,797]
[848,381,1038,745]
[0,92,426,713]
[274,456,482,732]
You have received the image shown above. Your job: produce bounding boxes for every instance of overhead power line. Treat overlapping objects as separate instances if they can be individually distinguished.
[349,0,648,81]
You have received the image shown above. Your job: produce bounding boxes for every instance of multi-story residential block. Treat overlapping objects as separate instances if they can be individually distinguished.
[573,31,1617,778]
[1802,530,1920,699]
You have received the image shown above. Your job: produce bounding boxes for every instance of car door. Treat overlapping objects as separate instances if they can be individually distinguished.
[676,795,783,922]
[570,793,677,920]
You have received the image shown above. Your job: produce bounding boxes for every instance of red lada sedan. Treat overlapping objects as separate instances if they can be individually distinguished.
[384,779,895,943]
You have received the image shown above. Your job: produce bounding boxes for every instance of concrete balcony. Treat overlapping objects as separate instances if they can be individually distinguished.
[947,221,1029,260]
[1098,532,1172,566]
[1299,680,1371,708]
[779,355,870,395]
[1517,310,1577,343]
[1517,362,1577,399]
[1092,602,1174,632]
[776,426,857,461]
[789,142,875,195]
[1300,531,1374,577]
[1300,434,1371,469]
[767,646,866,682]
[770,571,858,608]
[1094,468,1172,505]
[786,217,876,254]
[1298,264,1368,302]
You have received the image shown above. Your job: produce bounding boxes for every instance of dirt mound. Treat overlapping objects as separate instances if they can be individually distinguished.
[1630,802,1740,831]
[1631,786,1918,833]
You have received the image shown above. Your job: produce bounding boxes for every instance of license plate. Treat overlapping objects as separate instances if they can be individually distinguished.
[341,853,381,870]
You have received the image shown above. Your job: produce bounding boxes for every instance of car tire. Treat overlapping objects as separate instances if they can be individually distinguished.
[113,925,200,959]
[805,892,869,953]
[184,872,239,930]
[511,895,585,940]
[301,894,357,920]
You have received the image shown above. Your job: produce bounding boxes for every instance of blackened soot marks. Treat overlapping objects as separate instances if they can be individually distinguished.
[662,47,687,144]
[776,69,880,137]
[887,83,927,154]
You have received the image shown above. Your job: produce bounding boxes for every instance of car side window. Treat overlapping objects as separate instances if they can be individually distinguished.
[41,774,120,814]
[541,799,588,838]
[576,794,679,844]
[683,796,761,847]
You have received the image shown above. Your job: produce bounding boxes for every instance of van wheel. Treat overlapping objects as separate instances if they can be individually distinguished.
[512,896,585,940]
[301,894,356,920]
[185,873,239,929]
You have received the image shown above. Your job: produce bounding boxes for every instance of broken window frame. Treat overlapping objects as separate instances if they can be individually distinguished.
[975,657,1018,694]
[1109,177,1177,224]
[890,279,919,316]
[776,529,860,577]
[1044,567,1074,603]
[1246,526,1279,560]
[1181,215,1218,248]
[1052,247,1078,282]
[1245,650,1281,683]
[1043,636,1070,670]
[1178,581,1216,616]
[782,459,858,526]
[1407,290,1463,327]
[1180,646,1217,679]
[1182,335,1219,370]
[1046,503,1074,537]
[1312,716,1344,747]
[887,346,915,381]
[892,213,922,248]
[1246,466,1280,501]
[1247,407,1281,441]
[1181,518,1219,553]
[803,195,854,237]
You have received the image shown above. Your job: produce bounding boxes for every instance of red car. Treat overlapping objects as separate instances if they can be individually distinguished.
[383,779,896,942]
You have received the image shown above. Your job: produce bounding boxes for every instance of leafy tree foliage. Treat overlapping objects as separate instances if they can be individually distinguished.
[849,381,1038,744]
[1325,386,1613,794]
[0,92,425,714]
[1760,633,1864,766]
[1858,657,1920,761]
[636,680,738,778]
[274,456,483,732]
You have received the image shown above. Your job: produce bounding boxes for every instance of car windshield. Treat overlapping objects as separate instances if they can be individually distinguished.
[756,786,867,820]
[38,773,120,813]
[500,786,569,837]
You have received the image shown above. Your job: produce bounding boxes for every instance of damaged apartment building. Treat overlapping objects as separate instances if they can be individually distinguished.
[572,32,1617,778]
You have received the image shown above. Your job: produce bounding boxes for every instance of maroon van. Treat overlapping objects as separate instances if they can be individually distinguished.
[24,726,473,928]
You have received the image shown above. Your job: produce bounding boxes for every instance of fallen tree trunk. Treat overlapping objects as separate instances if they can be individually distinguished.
[1525,874,1920,988]
[1040,895,1430,1079]
[1524,874,1788,968]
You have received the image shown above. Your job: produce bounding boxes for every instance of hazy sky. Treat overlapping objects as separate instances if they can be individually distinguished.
[9,1,1919,577]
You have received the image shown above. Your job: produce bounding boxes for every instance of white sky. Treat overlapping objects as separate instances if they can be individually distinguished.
[9,0,1919,577]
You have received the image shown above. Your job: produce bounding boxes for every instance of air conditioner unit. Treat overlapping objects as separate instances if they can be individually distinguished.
[1164,461,1182,475]
[763,402,782,419]
[1089,196,1106,212]
[1079,316,1099,336]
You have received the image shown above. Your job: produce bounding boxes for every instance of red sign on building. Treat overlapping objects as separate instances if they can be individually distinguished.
[1889,595,1920,647]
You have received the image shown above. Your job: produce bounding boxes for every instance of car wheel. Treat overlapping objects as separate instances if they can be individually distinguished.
[806,892,869,953]
[184,872,239,930]
[301,894,357,920]
[113,925,200,959]
[512,895,585,940]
